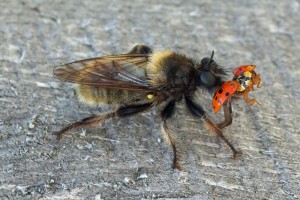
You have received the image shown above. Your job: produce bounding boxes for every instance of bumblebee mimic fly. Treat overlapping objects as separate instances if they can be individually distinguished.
[54,45,244,170]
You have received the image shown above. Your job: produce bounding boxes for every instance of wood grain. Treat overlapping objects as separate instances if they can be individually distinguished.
[1,1,299,199]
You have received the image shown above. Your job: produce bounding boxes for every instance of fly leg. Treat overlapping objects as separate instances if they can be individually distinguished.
[185,96,240,160]
[160,100,182,170]
[54,102,154,141]
[217,100,233,129]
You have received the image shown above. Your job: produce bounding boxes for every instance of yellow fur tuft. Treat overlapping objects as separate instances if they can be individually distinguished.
[147,50,174,86]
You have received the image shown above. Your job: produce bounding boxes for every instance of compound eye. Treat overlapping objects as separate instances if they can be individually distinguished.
[200,71,217,87]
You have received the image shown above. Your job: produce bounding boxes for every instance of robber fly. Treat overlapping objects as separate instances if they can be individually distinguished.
[53,45,239,170]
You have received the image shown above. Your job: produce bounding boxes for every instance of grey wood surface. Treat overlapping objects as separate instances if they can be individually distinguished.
[1,1,299,199]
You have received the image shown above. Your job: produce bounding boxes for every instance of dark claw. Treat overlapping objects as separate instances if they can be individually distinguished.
[232,150,242,160]
[52,131,64,141]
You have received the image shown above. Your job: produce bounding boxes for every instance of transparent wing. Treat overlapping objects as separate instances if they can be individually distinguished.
[54,54,156,92]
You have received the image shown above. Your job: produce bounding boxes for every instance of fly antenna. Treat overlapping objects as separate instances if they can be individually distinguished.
[209,50,214,63]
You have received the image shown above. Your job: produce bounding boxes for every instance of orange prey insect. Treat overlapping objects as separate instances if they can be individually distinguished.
[212,65,262,128]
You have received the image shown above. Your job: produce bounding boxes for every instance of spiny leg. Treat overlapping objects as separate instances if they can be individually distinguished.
[185,96,240,159]
[54,112,115,141]
[203,117,240,159]
[160,100,181,170]
[162,121,181,170]
[217,99,233,129]
[54,102,154,141]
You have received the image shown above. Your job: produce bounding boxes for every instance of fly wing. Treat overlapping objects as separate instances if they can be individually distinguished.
[54,54,156,92]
